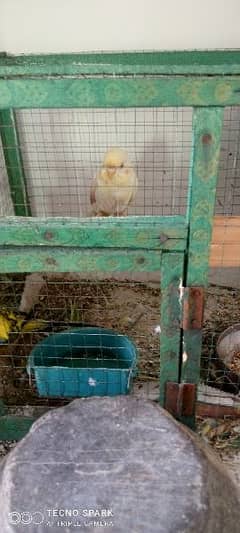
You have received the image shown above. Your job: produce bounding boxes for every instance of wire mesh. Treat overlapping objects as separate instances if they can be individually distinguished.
[0,104,240,430]
[0,107,193,217]
[216,107,240,216]
[0,106,240,218]
[0,273,160,408]
[199,107,240,426]
[0,106,239,218]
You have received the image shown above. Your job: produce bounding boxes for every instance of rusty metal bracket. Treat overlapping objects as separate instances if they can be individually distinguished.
[165,382,196,418]
[181,287,204,330]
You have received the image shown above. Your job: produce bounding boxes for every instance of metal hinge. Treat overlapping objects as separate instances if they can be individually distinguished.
[181,287,204,330]
[165,382,196,418]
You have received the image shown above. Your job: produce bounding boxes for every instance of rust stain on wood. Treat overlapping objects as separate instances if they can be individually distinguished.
[182,287,204,331]
[165,382,196,417]
[44,231,54,240]
[202,133,212,145]
[159,233,169,244]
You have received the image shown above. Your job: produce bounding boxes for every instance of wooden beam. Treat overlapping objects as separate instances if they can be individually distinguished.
[0,415,36,440]
[0,215,187,250]
[196,403,240,418]
[1,77,240,108]
[0,109,31,216]
[181,108,223,428]
[0,247,161,273]
[186,108,224,287]
[159,253,184,406]
[1,50,240,76]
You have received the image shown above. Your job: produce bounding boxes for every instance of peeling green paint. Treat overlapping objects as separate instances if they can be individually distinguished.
[186,108,223,287]
[0,247,161,273]
[159,253,184,406]
[1,77,240,108]
[0,216,187,250]
[182,108,223,398]
[1,50,240,76]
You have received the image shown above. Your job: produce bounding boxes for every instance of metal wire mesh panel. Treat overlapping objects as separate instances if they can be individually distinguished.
[216,107,240,216]
[6,107,193,217]
[0,273,161,408]
[1,106,240,219]
[200,107,240,425]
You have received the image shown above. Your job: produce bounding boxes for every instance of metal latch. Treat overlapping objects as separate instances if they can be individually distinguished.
[165,382,196,418]
[181,287,204,330]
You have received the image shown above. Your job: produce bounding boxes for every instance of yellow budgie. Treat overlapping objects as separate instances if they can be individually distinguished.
[90,148,138,216]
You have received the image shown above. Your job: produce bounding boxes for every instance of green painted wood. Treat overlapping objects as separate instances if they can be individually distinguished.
[0,247,161,273]
[182,108,224,395]
[0,400,7,416]
[186,108,224,286]
[1,77,240,108]
[0,109,31,216]
[1,50,240,76]
[0,415,36,440]
[159,252,184,406]
[0,216,187,250]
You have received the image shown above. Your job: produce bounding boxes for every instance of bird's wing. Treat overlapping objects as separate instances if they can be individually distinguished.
[121,169,138,207]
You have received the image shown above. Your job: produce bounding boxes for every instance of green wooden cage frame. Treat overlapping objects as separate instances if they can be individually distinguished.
[0,50,239,439]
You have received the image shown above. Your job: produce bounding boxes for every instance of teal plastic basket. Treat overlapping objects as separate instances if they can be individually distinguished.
[27,327,138,398]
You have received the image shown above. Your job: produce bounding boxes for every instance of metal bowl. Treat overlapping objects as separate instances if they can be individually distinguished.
[216,324,240,393]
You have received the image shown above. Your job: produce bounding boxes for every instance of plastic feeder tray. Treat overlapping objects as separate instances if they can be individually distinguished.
[27,327,138,398]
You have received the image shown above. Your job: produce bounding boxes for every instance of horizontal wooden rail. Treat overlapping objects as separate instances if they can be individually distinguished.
[0,215,238,268]
[0,216,187,251]
[1,77,240,108]
[210,216,240,267]
[0,247,162,273]
[1,50,240,76]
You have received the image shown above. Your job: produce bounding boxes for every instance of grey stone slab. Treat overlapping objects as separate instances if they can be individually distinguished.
[0,397,239,532]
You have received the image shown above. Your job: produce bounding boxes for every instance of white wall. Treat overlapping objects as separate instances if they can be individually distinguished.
[0,0,240,53]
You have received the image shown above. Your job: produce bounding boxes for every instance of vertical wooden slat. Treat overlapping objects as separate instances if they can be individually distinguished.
[182,108,223,392]
[0,109,31,216]
[159,252,185,406]
[186,107,224,286]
